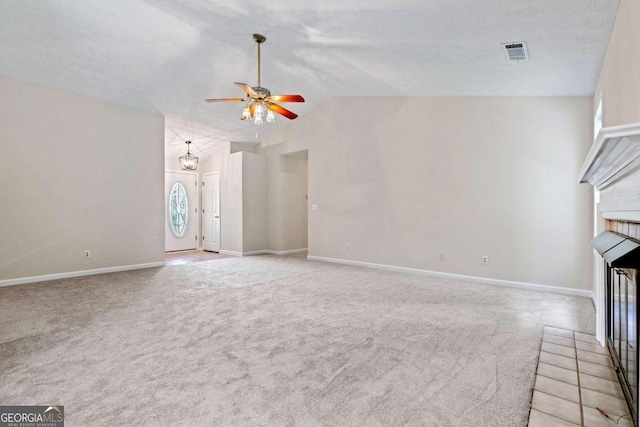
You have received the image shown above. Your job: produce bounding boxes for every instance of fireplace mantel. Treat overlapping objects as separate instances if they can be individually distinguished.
[579,123,640,190]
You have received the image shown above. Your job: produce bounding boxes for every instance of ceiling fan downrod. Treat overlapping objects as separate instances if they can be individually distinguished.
[253,33,266,87]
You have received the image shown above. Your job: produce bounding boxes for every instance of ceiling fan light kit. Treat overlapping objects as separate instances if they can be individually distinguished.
[205,34,305,125]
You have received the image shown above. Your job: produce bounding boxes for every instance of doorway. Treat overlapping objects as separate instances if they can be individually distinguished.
[281,150,308,252]
[165,170,198,252]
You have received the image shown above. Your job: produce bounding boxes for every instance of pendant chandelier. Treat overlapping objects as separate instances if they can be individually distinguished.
[179,141,198,171]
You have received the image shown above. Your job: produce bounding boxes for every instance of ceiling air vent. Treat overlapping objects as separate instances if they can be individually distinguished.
[502,42,529,61]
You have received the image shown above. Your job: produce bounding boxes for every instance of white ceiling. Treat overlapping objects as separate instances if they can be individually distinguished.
[0,0,620,156]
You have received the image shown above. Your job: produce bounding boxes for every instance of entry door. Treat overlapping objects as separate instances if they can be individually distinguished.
[165,171,198,252]
[203,172,221,252]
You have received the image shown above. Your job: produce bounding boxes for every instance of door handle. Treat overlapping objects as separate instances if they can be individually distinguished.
[215,216,219,218]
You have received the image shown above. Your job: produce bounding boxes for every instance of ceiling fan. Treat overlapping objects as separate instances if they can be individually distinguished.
[205,34,305,125]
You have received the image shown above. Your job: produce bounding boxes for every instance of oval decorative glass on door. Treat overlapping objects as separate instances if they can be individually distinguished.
[169,182,189,237]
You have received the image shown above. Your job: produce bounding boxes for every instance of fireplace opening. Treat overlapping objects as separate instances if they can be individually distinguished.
[593,225,640,425]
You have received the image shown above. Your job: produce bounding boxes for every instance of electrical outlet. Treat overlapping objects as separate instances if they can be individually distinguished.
[440,252,446,260]
[84,250,91,259]
[345,244,349,250]
[482,255,489,265]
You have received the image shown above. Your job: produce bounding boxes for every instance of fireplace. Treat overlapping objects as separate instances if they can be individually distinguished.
[592,223,640,425]
[579,122,640,425]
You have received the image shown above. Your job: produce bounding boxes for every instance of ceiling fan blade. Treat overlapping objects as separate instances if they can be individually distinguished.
[268,102,298,120]
[234,82,258,98]
[205,98,246,103]
[269,95,305,103]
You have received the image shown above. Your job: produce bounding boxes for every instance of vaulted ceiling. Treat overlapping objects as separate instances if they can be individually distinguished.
[0,0,620,156]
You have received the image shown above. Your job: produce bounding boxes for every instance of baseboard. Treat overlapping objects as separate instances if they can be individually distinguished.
[307,256,593,298]
[0,261,167,288]
[220,249,308,256]
[219,250,243,256]
[242,250,269,256]
[219,250,265,256]
[264,248,308,256]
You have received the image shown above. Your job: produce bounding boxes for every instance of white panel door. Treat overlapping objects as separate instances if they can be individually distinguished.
[203,172,221,252]
[165,171,198,252]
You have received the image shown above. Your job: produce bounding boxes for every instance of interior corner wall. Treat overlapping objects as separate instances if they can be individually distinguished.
[263,96,594,291]
[0,74,165,282]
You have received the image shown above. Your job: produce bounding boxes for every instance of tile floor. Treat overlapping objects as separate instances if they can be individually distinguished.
[165,250,233,266]
[529,326,634,427]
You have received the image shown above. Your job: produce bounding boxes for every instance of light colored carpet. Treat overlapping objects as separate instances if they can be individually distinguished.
[0,256,595,426]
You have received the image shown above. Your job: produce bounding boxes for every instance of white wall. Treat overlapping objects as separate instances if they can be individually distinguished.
[259,145,308,252]
[596,0,640,202]
[225,152,244,253]
[263,96,594,291]
[0,75,165,282]
[599,0,640,129]
[242,152,267,252]
[200,147,267,254]
[164,154,183,172]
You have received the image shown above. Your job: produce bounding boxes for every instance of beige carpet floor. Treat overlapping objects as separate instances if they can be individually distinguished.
[0,256,595,426]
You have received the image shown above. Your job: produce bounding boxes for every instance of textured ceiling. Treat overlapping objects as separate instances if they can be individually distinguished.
[0,0,620,156]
